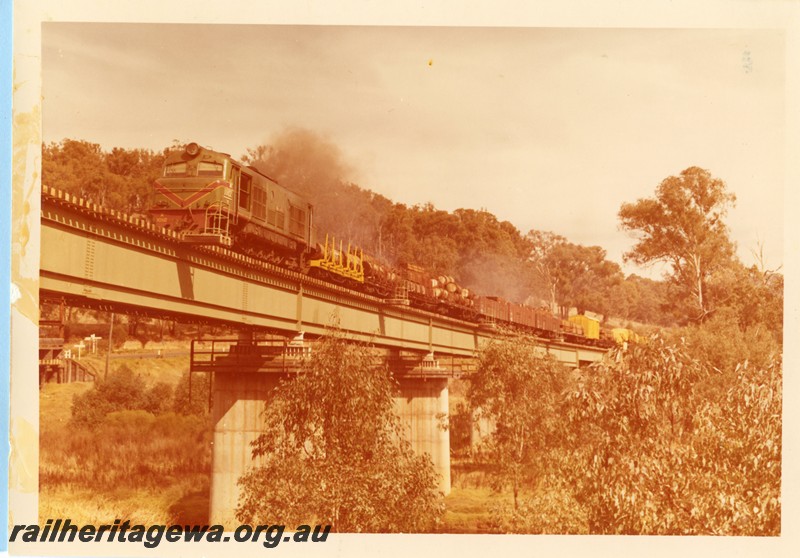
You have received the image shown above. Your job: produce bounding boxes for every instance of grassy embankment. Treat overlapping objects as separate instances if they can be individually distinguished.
[39,355,211,525]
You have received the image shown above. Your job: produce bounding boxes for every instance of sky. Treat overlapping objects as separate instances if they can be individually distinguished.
[41,23,786,278]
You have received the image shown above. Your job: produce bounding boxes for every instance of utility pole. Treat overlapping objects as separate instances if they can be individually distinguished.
[105,312,114,380]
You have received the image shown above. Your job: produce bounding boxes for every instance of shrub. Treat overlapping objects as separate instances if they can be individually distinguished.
[236,327,444,532]
[172,371,211,416]
[141,382,175,415]
[71,365,176,427]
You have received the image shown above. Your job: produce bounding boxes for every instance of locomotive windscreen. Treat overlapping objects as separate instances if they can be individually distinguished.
[197,161,223,176]
[164,162,187,177]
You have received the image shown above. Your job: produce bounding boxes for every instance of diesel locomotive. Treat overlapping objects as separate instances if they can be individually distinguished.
[149,142,314,269]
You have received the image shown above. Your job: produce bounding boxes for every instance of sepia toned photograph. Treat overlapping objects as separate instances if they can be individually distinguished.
[8,1,798,556]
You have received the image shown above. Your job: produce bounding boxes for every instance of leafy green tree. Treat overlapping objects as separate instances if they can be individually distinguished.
[704,259,783,341]
[140,382,175,415]
[104,147,166,212]
[564,337,704,533]
[236,327,444,532]
[43,140,107,201]
[105,146,140,176]
[687,359,781,535]
[42,140,165,213]
[526,230,567,311]
[380,203,461,274]
[467,333,568,510]
[553,243,623,317]
[563,335,781,535]
[604,274,674,326]
[452,209,535,301]
[619,166,737,322]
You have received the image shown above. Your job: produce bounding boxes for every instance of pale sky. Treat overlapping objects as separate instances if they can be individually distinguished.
[42,23,785,278]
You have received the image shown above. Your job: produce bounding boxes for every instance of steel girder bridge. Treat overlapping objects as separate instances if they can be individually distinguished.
[39,186,608,369]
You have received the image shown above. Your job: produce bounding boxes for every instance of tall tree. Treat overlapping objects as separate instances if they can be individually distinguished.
[236,327,444,532]
[527,231,623,318]
[468,333,568,510]
[550,243,623,318]
[606,274,673,326]
[43,139,106,201]
[618,166,736,322]
[526,230,567,312]
[42,140,165,213]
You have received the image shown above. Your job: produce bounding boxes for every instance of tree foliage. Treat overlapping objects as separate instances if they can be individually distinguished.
[468,334,569,510]
[172,371,211,416]
[619,167,737,322]
[563,335,781,535]
[43,139,165,213]
[526,231,624,317]
[605,273,674,326]
[236,327,444,532]
[381,205,536,301]
[525,230,567,310]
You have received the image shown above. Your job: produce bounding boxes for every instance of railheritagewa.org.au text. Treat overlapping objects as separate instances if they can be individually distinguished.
[9,519,331,548]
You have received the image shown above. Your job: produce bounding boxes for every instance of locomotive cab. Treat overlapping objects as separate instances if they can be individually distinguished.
[149,142,315,268]
[150,142,236,245]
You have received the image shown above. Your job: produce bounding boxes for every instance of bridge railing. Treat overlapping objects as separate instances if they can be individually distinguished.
[190,338,312,375]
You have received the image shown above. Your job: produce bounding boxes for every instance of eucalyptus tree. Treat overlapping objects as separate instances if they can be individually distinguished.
[618,166,737,322]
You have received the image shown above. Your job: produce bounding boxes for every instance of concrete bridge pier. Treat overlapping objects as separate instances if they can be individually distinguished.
[208,343,452,525]
[209,370,282,527]
[393,377,451,495]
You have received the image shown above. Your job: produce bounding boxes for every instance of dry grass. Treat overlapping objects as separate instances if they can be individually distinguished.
[441,487,503,533]
[40,481,209,525]
[442,460,511,533]
[40,411,211,487]
[79,355,188,386]
[39,365,210,525]
[40,382,93,427]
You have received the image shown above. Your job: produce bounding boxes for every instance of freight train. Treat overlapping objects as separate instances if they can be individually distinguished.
[150,142,635,348]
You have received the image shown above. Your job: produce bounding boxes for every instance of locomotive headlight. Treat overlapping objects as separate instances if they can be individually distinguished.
[185,142,200,156]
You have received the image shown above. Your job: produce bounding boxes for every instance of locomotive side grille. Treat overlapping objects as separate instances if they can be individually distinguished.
[288,205,306,238]
[252,186,267,220]
[268,208,285,230]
